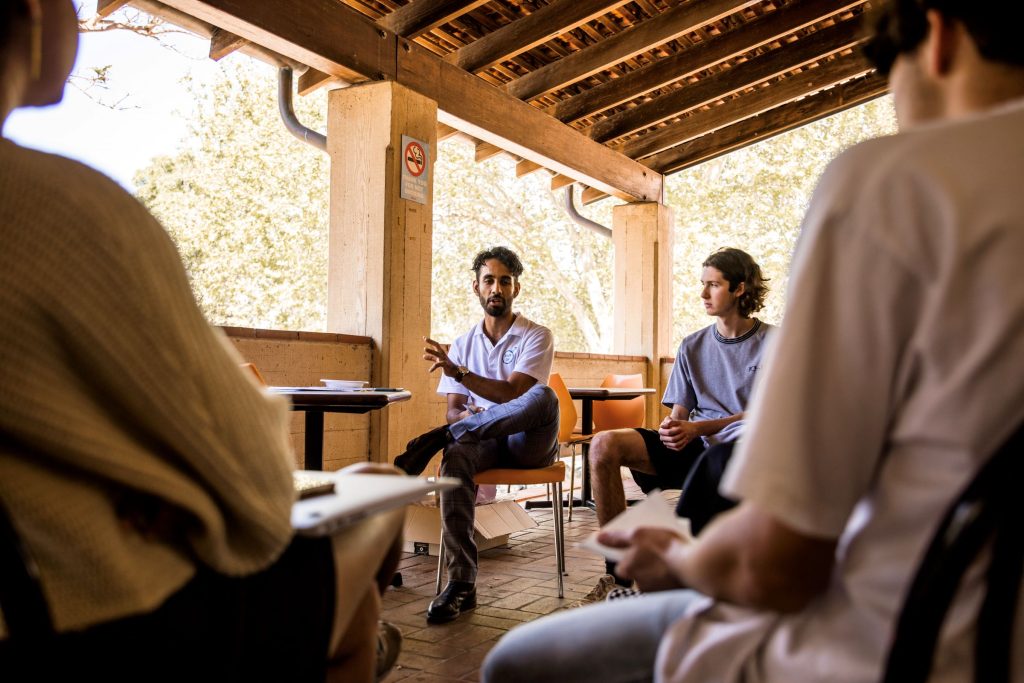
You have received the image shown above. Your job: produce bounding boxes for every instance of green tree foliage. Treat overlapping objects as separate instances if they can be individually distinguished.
[134,59,330,330]
[665,98,897,344]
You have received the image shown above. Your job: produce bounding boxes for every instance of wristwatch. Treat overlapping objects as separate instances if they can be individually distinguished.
[454,365,471,383]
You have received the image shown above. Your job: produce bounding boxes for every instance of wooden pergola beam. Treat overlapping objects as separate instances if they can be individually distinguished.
[588,16,867,144]
[448,0,632,73]
[549,0,865,123]
[505,0,761,102]
[647,72,887,174]
[619,53,873,160]
[157,0,662,201]
[380,0,491,39]
[209,27,248,60]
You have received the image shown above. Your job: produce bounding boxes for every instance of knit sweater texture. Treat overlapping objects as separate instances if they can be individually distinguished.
[0,138,296,634]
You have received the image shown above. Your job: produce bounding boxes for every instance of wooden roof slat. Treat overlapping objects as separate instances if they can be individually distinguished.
[380,0,491,38]
[475,141,504,162]
[97,0,132,17]
[619,51,874,160]
[208,27,249,60]
[646,72,887,174]
[297,68,338,95]
[515,159,544,177]
[449,0,633,73]
[549,0,865,124]
[588,15,868,144]
[550,173,576,190]
[504,0,762,102]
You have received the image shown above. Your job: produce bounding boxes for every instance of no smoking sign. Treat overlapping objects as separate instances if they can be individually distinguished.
[400,135,430,204]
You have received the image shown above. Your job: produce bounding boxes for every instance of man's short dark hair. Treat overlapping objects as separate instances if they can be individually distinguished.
[472,247,524,280]
[703,248,769,319]
[863,1,1024,76]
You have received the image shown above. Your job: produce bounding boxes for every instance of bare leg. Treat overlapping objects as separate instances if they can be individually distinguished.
[589,429,657,526]
[324,505,405,682]
[326,589,378,683]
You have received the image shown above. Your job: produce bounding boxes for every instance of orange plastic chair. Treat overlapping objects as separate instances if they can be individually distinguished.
[591,373,646,432]
[436,461,566,597]
[548,373,592,521]
[239,362,268,387]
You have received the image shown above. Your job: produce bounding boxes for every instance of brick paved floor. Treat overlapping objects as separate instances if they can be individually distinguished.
[381,473,648,682]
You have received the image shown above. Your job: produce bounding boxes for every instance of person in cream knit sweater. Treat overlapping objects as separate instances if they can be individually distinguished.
[0,2,402,680]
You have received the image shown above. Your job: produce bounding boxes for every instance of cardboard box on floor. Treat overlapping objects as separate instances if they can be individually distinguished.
[403,496,536,556]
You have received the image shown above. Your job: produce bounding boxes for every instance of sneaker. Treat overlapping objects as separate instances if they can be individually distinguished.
[564,574,617,610]
[376,621,402,681]
[606,586,642,601]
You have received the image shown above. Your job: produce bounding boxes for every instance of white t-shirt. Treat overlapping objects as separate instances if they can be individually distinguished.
[657,98,1024,683]
[437,313,554,409]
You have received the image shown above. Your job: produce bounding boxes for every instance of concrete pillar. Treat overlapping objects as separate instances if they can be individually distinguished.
[612,202,674,427]
[326,81,437,462]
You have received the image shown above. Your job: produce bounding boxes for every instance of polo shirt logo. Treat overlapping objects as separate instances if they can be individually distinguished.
[503,348,517,364]
[747,364,761,373]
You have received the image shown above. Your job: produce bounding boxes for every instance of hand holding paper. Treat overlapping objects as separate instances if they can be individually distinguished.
[580,490,693,562]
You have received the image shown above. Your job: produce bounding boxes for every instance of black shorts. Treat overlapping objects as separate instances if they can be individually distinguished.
[1,535,336,683]
[629,427,706,494]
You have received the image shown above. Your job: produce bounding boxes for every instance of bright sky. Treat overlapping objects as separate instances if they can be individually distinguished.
[4,1,219,189]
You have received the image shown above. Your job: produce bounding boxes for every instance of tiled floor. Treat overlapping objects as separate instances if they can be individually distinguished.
[380,477,646,682]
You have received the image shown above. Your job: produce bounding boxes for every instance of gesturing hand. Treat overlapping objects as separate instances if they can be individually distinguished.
[598,526,688,592]
[423,337,458,377]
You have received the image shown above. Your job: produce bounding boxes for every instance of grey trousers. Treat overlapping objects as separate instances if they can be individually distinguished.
[440,383,560,583]
[481,590,700,683]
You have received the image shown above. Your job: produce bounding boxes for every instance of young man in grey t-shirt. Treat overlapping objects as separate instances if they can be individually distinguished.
[588,247,773,587]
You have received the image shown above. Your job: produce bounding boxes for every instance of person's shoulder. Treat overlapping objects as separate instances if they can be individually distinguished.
[3,142,138,209]
[676,323,715,356]
[514,313,553,339]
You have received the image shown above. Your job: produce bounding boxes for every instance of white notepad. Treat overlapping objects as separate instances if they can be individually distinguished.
[579,490,693,562]
[292,472,460,537]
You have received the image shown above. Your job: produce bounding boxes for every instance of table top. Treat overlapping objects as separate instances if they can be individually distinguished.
[269,387,412,409]
[567,387,655,400]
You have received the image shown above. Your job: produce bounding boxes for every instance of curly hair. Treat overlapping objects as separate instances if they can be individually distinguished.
[471,246,524,279]
[703,248,769,318]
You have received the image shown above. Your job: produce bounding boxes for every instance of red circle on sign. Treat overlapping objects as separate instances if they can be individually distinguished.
[404,141,426,177]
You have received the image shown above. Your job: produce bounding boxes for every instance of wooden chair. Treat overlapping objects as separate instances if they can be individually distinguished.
[882,422,1023,683]
[592,373,646,433]
[435,461,567,598]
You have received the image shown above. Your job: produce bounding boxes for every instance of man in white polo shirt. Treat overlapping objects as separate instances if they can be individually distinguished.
[395,246,558,623]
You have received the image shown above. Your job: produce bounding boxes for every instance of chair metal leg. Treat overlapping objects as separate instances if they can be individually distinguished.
[568,447,576,522]
[554,482,565,597]
[435,536,446,595]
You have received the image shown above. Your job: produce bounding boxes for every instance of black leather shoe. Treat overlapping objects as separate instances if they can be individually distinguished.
[394,424,451,475]
[427,581,476,623]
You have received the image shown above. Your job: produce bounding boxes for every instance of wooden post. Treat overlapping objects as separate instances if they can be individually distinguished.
[612,202,674,427]
[327,81,437,463]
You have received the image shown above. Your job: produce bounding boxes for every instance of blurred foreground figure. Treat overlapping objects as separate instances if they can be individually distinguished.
[483,2,1024,681]
[0,3,402,681]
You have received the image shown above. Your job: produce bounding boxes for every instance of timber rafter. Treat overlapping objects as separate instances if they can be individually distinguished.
[119,0,883,202]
